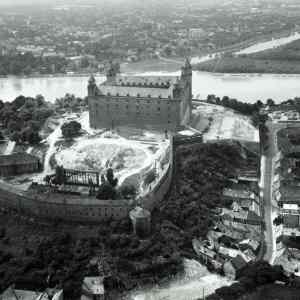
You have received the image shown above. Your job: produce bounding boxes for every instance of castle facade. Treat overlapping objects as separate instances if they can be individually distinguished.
[88,60,192,131]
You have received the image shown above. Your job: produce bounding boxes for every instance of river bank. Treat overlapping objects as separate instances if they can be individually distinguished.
[194,56,300,74]
[194,32,300,74]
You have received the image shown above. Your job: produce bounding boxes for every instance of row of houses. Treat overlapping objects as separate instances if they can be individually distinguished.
[0,277,105,300]
[193,235,259,280]
[192,171,262,280]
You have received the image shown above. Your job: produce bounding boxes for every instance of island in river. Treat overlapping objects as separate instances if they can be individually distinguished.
[194,38,300,74]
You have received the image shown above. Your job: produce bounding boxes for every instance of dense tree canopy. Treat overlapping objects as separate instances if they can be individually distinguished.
[61,121,82,139]
[0,95,53,145]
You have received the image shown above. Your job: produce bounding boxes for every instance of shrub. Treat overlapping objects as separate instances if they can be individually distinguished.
[61,121,81,139]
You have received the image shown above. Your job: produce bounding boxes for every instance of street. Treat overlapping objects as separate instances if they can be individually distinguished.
[261,122,280,264]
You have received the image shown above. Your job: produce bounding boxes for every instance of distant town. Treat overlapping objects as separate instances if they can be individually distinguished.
[1,0,300,76]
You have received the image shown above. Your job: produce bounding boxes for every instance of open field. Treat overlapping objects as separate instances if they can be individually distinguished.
[128,259,233,300]
[191,103,259,143]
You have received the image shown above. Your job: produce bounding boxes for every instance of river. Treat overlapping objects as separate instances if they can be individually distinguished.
[1,71,300,103]
[1,32,300,104]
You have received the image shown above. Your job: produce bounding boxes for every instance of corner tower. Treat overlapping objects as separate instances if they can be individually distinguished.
[106,61,120,83]
[179,58,193,125]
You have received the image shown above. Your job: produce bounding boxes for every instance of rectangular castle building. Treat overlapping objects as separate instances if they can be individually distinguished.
[88,59,192,131]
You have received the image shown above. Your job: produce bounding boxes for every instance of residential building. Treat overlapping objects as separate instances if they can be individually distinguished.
[223,255,247,280]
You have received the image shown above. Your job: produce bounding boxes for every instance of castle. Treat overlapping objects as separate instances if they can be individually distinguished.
[87,59,192,131]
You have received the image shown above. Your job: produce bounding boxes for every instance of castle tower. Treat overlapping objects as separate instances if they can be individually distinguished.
[129,206,151,239]
[179,57,193,125]
[88,74,97,97]
[106,61,120,83]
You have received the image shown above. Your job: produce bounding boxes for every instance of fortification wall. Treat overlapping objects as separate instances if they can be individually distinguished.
[0,185,133,222]
[0,133,204,223]
[0,138,175,223]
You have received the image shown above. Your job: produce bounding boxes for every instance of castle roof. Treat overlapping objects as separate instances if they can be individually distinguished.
[112,75,179,87]
[98,85,174,99]
[98,74,180,99]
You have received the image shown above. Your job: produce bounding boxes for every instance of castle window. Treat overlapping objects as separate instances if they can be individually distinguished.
[157,107,160,111]
[127,93,130,97]
[107,92,111,96]
[137,93,140,97]
[116,92,119,96]
[148,94,151,98]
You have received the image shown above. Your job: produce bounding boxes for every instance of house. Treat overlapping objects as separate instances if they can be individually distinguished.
[81,277,105,300]
[239,239,260,252]
[0,287,63,300]
[242,249,256,262]
[192,239,224,271]
[223,255,247,280]
[221,207,262,227]
[0,153,40,177]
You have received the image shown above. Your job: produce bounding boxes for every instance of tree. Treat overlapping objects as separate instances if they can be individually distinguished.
[120,185,136,199]
[267,98,275,107]
[54,166,65,185]
[12,95,26,110]
[21,128,41,145]
[61,121,81,139]
[97,182,117,200]
[106,168,118,187]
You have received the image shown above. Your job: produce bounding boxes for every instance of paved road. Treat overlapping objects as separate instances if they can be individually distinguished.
[261,121,280,264]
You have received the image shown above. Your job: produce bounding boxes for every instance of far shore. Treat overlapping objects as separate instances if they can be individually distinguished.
[0,29,299,79]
